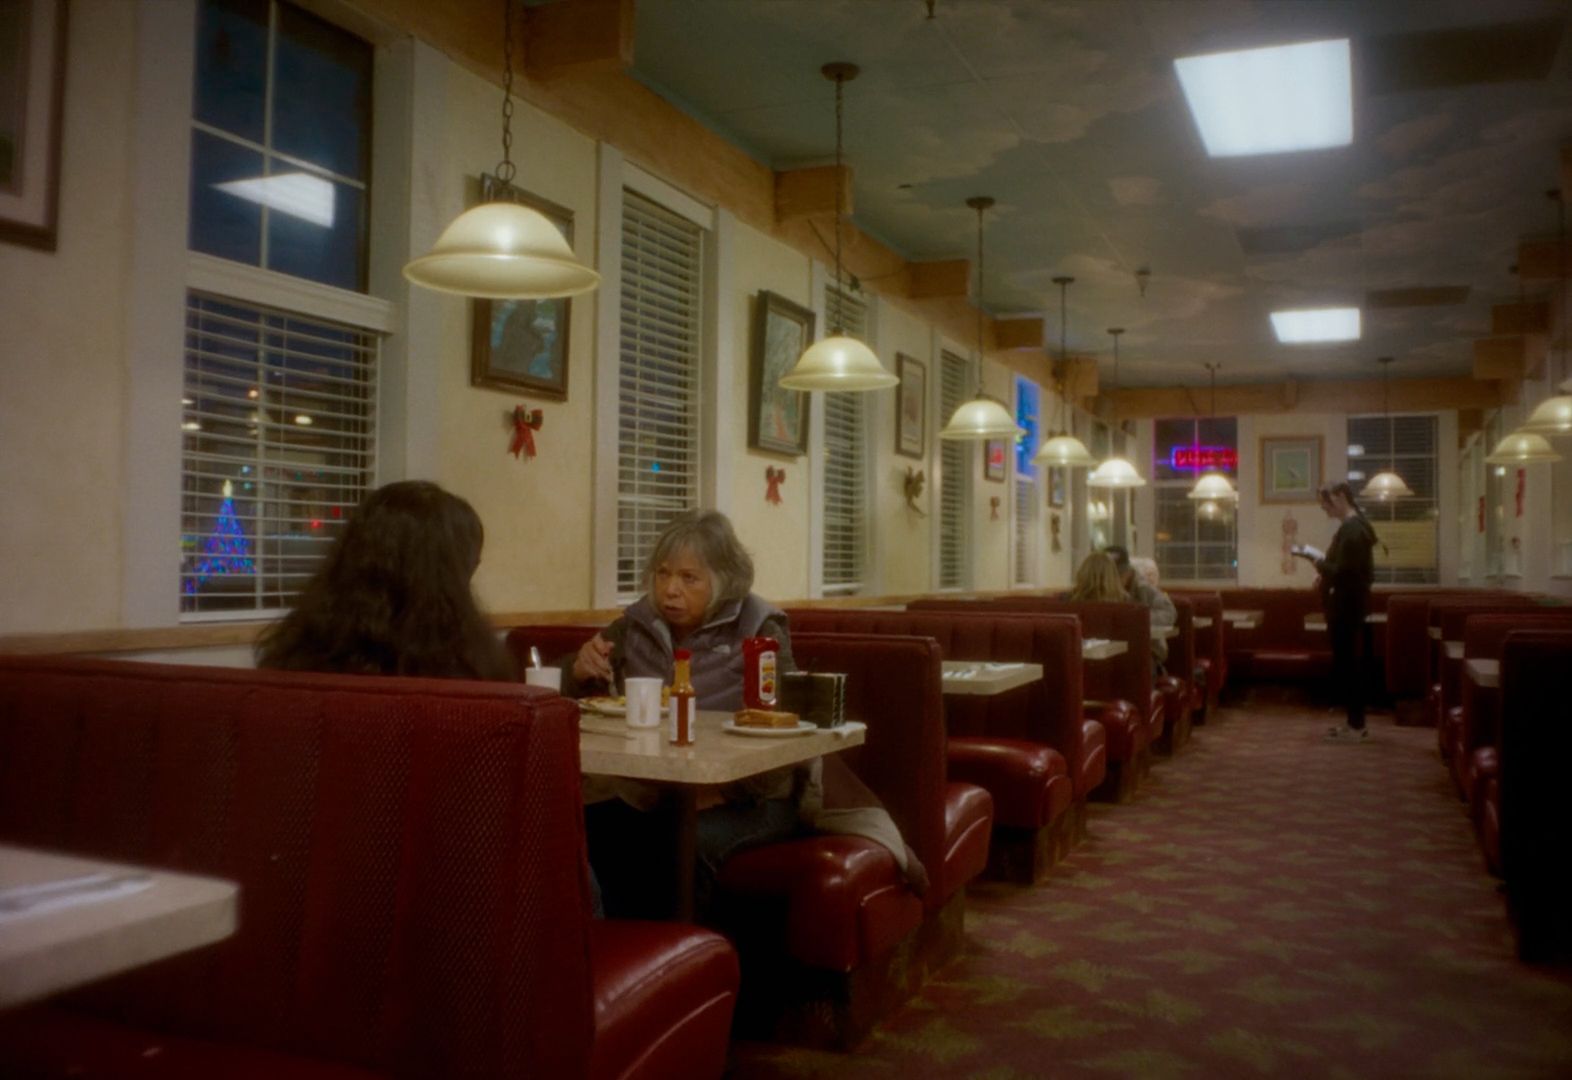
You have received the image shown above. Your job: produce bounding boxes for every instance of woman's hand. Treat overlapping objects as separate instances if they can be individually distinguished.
[573,633,614,683]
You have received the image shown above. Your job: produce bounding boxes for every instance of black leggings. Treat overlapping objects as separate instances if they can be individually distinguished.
[1328,611,1367,730]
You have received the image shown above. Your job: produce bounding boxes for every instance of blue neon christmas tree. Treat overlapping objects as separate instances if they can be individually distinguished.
[184,480,255,594]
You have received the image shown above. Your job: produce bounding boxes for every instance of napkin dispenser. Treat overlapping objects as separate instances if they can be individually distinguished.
[780,672,846,728]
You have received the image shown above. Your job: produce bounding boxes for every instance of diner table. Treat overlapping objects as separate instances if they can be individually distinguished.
[0,844,238,1008]
[941,661,1043,696]
[1192,616,1213,629]
[1082,638,1129,661]
[1445,641,1464,661]
[579,709,864,920]
[1465,658,1500,689]
[1223,610,1263,630]
[1304,612,1387,632]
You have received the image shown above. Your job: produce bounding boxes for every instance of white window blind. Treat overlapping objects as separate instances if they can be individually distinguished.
[617,190,704,600]
[180,291,377,615]
[1152,417,1238,582]
[822,286,868,595]
[939,350,972,589]
[1013,474,1035,584]
[1348,413,1439,584]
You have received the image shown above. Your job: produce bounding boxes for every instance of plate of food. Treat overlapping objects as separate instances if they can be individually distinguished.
[579,695,627,717]
[723,709,817,737]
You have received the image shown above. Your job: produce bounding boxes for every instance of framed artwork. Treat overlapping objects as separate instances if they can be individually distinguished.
[1048,466,1066,508]
[749,290,815,456]
[983,439,1008,482]
[1260,435,1323,503]
[0,0,67,250]
[470,179,575,399]
[895,353,926,459]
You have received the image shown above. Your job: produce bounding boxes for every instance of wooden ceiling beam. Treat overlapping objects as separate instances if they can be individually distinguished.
[993,317,1044,350]
[523,0,634,80]
[906,260,971,300]
[773,165,851,223]
[1492,300,1549,335]
[1516,238,1571,281]
[1109,376,1500,419]
[1473,336,1526,380]
[1457,407,1484,446]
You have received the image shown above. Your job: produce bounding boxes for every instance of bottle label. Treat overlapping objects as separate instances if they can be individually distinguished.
[757,650,777,706]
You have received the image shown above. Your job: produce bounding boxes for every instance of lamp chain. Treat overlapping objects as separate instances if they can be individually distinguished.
[497,0,517,187]
[832,70,845,333]
[1558,189,1567,383]
[976,201,985,390]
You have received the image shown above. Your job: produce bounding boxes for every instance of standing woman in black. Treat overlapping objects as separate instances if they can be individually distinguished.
[1313,481,1379,740]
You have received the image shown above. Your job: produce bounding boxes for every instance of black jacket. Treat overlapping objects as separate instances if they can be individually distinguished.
[1315,514,1378,620]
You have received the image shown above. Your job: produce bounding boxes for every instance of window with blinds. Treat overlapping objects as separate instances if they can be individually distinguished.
[938,350,972,589]
[821,286,869,595]
[616,190,704,600]
[1348,413,1439,583]
[1013,376,1039,585]
[180,291,377,614]
[1152,417,1238,582]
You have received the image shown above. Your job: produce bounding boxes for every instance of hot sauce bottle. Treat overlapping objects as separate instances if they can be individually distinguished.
[670,648,696,746]
[743,635,779,710]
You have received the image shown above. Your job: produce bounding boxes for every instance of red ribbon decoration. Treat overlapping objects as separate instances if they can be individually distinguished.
[765,467,785,505]
[510,406,543,459]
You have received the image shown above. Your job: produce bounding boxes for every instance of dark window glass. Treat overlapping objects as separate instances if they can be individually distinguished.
[193,0,268,143]
[267,170,364,289]
[272,4,372,181]
[189,129,264,266]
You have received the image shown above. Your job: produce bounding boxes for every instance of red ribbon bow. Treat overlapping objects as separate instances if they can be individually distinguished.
[510,406,543,459]
[765,467,785,505]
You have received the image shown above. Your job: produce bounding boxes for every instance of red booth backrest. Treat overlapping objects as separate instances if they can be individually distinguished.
[903,598,1152,722]
[1384,591,1520,697]
[790,633,952,904]
[1212,588,1323,654]
[505,625,603,678]
[1171,590,1227,689]
[0,656,595,1078]
[1439,601,1553,643]
[1463,611,1572,660]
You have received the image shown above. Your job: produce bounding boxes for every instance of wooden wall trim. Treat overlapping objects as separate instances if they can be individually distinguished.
[1110,375,1498,419]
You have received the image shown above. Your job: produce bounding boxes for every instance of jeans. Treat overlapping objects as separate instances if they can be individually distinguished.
[1329,609,1367,730]
[694,797,799,917]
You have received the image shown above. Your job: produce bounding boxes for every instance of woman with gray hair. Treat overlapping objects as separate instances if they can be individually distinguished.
[568,509,802,917]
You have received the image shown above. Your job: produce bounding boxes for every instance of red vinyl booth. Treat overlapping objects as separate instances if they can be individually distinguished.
[0,656,737,1080]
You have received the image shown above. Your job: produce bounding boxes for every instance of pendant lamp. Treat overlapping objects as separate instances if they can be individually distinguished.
[939,197,1022,440]
[779,64,897,391]
[1033,276,1098,465]
[403,0,600,299]
[1187,363,1237,501]
[1362,357,1417,499]
[1089,327,1146,488]
[1521,189,1572,436]
[1485,430,1562,465]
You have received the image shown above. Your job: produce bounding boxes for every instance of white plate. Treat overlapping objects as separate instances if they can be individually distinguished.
[579,697,627,717]
[721,720,820,738]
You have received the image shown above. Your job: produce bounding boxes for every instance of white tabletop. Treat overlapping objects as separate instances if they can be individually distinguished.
[942,661,1044,696]
[1305,613,1385,632]
[1151,626,1178,641]
[579,709,862,784]
[1428,626,1443,640]
[1192,616,1214,629]
[1083,638,1129,661]
[1465,658,1499,689]
[0,845,238,1009]
[1223,610,1263,624]
[1367,612,1388,624]
[1445,641,1464,661]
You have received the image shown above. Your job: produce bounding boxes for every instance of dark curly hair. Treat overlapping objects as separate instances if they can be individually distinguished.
[256,481,512,680]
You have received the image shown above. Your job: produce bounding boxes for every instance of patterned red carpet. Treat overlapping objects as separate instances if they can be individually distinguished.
[732,702,1572,1079]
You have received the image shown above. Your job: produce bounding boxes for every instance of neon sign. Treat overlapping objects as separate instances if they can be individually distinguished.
[1169,446,1238,472]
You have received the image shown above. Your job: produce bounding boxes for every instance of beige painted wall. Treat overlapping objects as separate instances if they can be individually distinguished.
[971,360,1014,590]
[1236,412,1347,588]
[0,2,134,633]
[871,301,934,594]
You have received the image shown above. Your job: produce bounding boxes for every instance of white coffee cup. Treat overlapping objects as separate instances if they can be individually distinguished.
[525,666,562,691]
[625,676,663,728]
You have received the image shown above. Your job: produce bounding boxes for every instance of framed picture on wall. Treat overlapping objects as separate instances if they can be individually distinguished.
[1260,435,1323,503]
[470,178,575,400]
[983,439,1008,482]
[749,290,815,456]
[0,0,67,250]
[895,353,927,459]
[1048,466,1066,508]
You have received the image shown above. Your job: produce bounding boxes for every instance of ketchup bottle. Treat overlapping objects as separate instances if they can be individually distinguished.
[743,635,779,709]
[670,648,696,746]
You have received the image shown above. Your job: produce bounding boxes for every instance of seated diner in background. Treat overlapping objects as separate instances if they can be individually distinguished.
[1068,551,1127,604]
[567,509,809,917]
[255,480,513,680]
[1105,544,1177,669]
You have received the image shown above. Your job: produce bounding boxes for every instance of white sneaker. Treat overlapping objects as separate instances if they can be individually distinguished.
[1325,725,1371,742]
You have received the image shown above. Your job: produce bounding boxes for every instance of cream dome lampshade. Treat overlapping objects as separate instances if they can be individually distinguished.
[1485,430,1562,465]
[939,196,1024,440]
[1088,327,1146,488]
[403,0,599,300]
[779,63,897,392]
[1519,190,1572,437]
[1187,362,1237,501]
[1032,276,1097,465]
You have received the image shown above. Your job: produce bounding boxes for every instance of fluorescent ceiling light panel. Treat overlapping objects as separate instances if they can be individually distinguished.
[1270,306,1361,343]
[1175,38,1352,157]
[216,172,336,228]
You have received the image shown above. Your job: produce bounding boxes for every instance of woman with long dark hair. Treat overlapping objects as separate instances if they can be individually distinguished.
[256,480,512,680]
[1311,481,1378,741]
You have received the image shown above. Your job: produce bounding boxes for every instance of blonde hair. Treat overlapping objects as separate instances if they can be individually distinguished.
[1069,552,1128,602]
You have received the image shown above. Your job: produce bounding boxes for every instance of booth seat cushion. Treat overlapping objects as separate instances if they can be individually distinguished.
[1086,699,1145,761]
[1481,775,1502,877]
[1079,720,1107,796]
[946,737,1071,830]
[1248,650,1330,681]
[1146,690,1167,743]
[1441,705,1463,763]
[589,921,742,1080]
[716,836,923,973]
[1466,747,1498,823]
[0,1009,383,1080]
[940,782,994,904]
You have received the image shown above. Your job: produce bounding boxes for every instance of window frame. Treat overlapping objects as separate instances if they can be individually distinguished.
[1151,416,1239,584]
[811,275,876,597]
[932,341,975,591]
